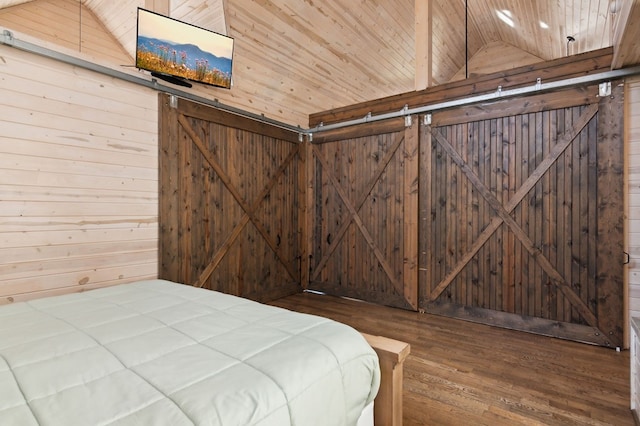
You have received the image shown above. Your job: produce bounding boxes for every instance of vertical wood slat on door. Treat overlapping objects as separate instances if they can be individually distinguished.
[419,119,432,302]
[179,117,193,285]
[574,106,586,322]
[509,116,518,312]
[493,118,502,312]
[562,107,573,323]
[459,123,468,306]
[533,112,543,320]
[544,111,554,317]
[513,114,524,315]
[404,121,419,309]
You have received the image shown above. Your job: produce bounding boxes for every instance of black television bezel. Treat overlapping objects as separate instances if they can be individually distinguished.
[135,7,234,89]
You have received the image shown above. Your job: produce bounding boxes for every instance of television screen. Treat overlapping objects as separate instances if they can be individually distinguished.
[136,8,234,89]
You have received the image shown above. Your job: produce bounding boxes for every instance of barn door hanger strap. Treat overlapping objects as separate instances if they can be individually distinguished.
[402,105,412,127]
[599,82,612,97]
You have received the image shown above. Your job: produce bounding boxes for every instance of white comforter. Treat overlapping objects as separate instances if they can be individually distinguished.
[0,279,380,425]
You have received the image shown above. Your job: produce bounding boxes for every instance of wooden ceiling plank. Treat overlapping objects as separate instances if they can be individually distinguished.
[227,1,391,105]
[318,1,414,85]
[145,0,168,15]
[534,0,557,60]
[611,0,640,69]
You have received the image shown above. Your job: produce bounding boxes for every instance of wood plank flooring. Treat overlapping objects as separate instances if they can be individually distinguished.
[270,292,634,426]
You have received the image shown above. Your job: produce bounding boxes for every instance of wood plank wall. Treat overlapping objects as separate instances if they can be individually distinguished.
[628,76,640,324]
[0,39,158,303]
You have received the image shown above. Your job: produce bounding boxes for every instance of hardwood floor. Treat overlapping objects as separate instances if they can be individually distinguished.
[270,292,634,426]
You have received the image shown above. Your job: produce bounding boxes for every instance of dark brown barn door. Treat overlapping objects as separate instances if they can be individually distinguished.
[158,94,303,302]
[419,84,624,347]
[308,119,419,310]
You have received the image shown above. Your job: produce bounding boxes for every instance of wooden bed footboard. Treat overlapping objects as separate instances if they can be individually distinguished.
[362,333,411,426]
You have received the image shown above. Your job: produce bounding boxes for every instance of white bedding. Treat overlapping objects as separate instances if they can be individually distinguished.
[0,279,380,425]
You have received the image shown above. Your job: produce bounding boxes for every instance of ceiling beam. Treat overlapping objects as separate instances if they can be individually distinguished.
[415,0,432,90]
[145,0,169,15]
[611,0,640,69]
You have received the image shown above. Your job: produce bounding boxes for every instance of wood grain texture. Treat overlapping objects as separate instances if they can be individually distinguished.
[403,121,419,310]
[271,292,634,426]
[422,89,624,347]
[0,1,620,128]
[414,0,432,90]
[611,0,640,68]
[0,0,132,64]
[0,39,157,304]
[308,124,418,310]
[596,81,625,346]
[158,95,302,302]
[627,77,640,327]
[449,41,543,82]
[362,333,410,426]
[309,47,614,127]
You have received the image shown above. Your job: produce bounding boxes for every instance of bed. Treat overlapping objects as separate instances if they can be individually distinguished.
[0,279,380,425]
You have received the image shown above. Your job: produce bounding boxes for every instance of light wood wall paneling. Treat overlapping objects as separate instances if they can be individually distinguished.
[144,0,168,15]
[170,0,226,34]
[0,41,157,304]
[224,0,415,126]
[430,0,485,86]
[0,1,81,48]
[627,76,640,330]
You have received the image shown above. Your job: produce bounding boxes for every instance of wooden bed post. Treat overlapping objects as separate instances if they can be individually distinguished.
[362,333,411,426]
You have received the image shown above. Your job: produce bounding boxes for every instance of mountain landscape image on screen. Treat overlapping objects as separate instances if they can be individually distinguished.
[137,36,232,88]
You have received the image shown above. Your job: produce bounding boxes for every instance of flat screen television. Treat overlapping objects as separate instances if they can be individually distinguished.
[135,8,234,89]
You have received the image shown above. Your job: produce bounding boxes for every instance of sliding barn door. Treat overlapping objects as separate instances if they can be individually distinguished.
[308,119,419,310]
[159,94,303,302]
[420,84,624,347]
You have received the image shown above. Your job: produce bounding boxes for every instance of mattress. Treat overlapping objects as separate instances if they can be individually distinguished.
[0,279,380,425]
